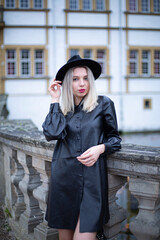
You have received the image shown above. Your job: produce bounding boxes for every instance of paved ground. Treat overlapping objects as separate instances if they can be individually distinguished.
[0,207,16,240]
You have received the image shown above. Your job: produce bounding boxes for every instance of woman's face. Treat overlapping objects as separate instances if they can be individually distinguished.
[72,67,90,105]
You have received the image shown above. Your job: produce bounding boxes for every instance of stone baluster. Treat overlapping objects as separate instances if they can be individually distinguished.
[10,149,26,221]
[32,156,58,240]
[18,152,43,234]
[129,177,160,240]
[3,145,13,211]
[104,174,127,239]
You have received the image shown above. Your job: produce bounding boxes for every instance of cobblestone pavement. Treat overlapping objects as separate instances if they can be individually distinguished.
[0,207,16,240]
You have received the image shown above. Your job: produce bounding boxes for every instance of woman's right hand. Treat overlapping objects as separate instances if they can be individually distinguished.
[48,79,62,103]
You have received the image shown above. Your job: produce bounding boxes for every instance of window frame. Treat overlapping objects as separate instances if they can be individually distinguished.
[96,0,105,11]
[20,49,31,77]
[5,0,15,8]
[129,0,138,12]
[141,0,150,12]
[154,0,160,13]
[34,49,44,77]
[142,50,151,76]
[129,50,138,76]
[6,49,17,77]
[143,98,152,109]
[33,0,43,9]
[82,0,92,10]
[154,50,160,76]
[19,0,29,8]
[69,0,79,10]
[128,47,160,77]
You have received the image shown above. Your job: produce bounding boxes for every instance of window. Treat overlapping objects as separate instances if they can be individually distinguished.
[129,50,138,75]
[154,50,160,75]
[142,50,150,76]
[129,0,138,12]
[69,0,79,10]
[96,49,106,75]
[144,99,152,109]
[34,50,44,76]
[83,0,92,10]
[69,47,107,75]
[5,0,15,8]
[96,0,105,11]
[6,50,16,76]
[34,0,43,9]
[154,0,160,13]
[19,0,29,8]
[20,50,30,76]
[70,49,79,57]
[83,49,92,59]
[141,0,150,12]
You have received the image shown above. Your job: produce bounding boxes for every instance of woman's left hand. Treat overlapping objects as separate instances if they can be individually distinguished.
[77,144,105,167]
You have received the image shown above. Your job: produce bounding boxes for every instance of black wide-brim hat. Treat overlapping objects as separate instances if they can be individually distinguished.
[55,55,102,83]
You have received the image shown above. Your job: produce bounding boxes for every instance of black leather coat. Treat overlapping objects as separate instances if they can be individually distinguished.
[42,95,121,232]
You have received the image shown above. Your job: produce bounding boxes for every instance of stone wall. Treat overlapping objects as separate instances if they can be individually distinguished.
[0,120,160,240]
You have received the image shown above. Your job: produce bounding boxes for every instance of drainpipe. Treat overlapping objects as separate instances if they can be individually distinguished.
[119,0,124,133]
[52,0,57,79]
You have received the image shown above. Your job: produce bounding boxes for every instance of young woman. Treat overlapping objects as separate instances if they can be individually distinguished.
[42,55,121,240]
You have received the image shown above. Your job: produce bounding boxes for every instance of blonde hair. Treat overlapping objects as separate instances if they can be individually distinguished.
[61,66,98,115]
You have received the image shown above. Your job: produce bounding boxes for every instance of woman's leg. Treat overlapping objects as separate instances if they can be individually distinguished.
[58,229,74,240]
[73,217,97,240]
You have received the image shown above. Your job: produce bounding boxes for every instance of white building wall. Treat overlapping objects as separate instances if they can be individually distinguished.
[68,29,108,46]
[68,13,108,27]
[7,95,51,129]
[123,94,160,131]
[128,15,160,29]
[4,12,46,26]
[129,79,160,92]
[54,0,66,25]
[5,80,47,95]
[4,28,46,45]
[129,31,160,46]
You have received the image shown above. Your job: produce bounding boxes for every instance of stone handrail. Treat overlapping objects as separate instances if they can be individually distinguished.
[0,120,160,240]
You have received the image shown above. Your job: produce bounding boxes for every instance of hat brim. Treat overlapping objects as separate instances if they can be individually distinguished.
[55,59,102,83]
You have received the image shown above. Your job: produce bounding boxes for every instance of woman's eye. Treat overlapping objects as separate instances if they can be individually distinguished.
[84,77,88,81]
[73,78,78,81]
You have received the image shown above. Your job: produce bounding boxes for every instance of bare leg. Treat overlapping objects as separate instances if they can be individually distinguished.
[58,229,74,240]
[73,217,97,240]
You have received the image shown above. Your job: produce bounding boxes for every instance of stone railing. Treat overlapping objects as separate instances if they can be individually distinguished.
[0,120,160,240]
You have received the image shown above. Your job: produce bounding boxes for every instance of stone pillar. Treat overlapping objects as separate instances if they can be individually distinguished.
[104,174,127,239]
[10,149,26,220]
[3,145,13,211]
[18,152,43,234]
[129,177,160,240]
[0,143,5,205]
[32,157,58,240]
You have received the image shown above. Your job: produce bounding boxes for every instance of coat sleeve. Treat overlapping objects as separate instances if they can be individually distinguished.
[42,103,67,141]
[102,96,121,155]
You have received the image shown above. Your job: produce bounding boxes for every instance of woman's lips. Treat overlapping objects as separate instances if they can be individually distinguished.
[79,89,85,93]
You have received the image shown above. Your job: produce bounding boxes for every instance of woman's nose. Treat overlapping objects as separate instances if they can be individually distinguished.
[80,78,84,86]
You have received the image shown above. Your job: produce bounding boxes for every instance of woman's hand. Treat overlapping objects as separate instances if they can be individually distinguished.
[77,144,105,167]
[48,79,62,103]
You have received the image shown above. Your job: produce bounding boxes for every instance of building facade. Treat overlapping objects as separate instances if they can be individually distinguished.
[0,0,160,132]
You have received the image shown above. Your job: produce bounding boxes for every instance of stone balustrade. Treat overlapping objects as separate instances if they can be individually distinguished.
[0,120,160,240]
